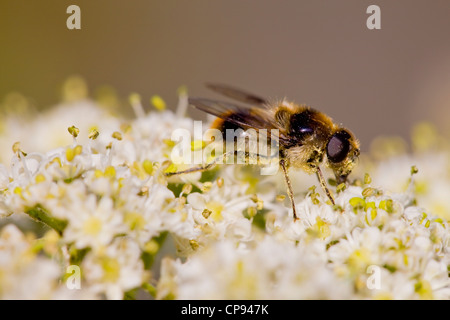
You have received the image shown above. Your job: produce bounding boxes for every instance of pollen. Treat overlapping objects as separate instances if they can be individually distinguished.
[124,212,146,231]
[88,128,100,140]
[104,166,116,178]
[206,201,224,222]
[151,95,166,111]
[66,145,83,162]
[83,216,102,235]
[142,159,154,175]
[101,257,121,283]
[190,140,206,151]
[68,125,80,138]
[35,174,46,184]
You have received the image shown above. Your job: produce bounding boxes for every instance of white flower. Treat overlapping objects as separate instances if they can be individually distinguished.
[183,172,255,251]
[160,236,351,299]
[62,193,126,250]
[421,259,450,299]
[110,110,194,165]
[0,94,449,300]
[371,152,450,220]
[0,100,121,165]
[0,224,61,299]
[328,227,382,272]
[81,237,148,300]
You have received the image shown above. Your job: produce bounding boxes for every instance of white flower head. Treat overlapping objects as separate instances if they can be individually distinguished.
[0,95,449,300]
[62,193,126,250]
[81,237,148,299]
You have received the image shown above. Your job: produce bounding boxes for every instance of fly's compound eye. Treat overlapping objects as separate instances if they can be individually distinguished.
[327,131,351,163]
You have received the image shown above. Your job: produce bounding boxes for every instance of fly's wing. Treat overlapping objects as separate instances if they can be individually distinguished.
[188,97,294,164]
[205,83,268,106]
[188,98,279,165]
[188,97,274,131]
[201,83,293,146]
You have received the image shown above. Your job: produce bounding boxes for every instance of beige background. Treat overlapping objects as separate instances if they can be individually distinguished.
[1,1,450,150]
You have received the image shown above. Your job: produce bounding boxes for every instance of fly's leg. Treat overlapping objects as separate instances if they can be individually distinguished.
[280,159,298,221]
[315,166,335,205]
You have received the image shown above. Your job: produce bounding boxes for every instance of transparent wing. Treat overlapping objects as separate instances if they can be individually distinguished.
[188,97,273,130]
[189,97,296,149]
[205,83,268,106]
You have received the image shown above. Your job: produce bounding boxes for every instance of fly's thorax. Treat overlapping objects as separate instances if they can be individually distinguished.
[279,107,336,173]
[283,143,325,174]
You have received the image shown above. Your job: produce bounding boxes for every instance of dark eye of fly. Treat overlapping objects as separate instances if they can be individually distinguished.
[327,131,351,163]
[290,110,315,136]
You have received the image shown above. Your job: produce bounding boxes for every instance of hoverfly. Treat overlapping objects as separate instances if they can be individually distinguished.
[166,83,360,220]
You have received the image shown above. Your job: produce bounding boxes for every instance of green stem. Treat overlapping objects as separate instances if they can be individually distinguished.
[142,283,157,298]
[26,205,68,235]
[141,231,168,270]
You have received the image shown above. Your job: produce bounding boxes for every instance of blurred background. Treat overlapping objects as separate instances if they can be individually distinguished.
[1,0,450,151]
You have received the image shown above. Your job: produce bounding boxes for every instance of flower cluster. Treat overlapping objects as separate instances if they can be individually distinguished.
[0,82,449,299]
